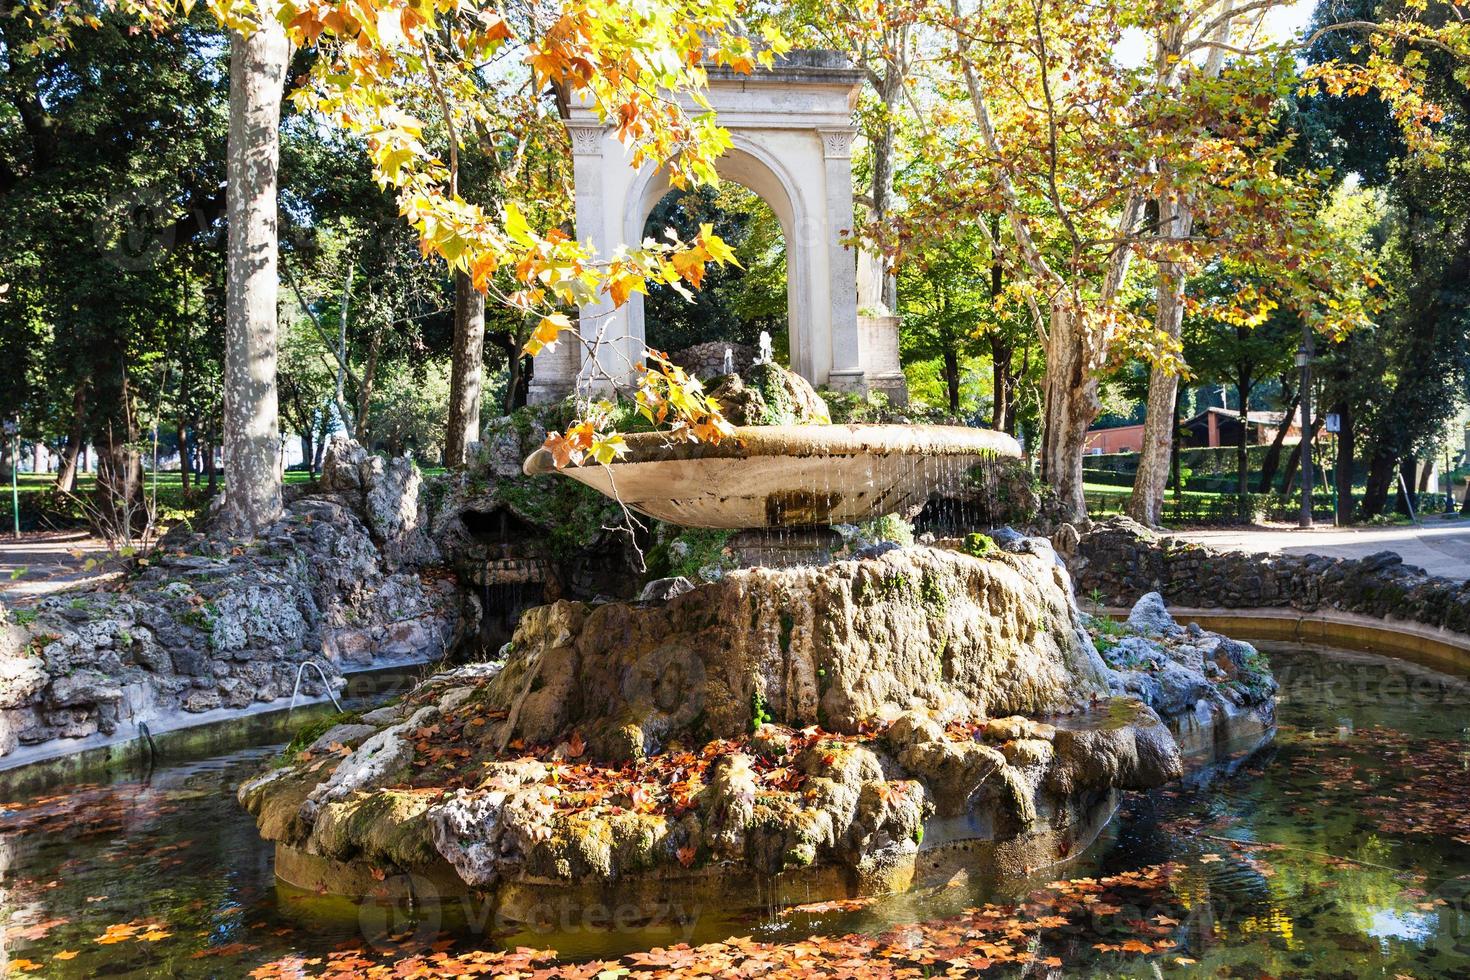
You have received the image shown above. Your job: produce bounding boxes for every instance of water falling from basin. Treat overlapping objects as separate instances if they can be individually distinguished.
[521,423,1023,530]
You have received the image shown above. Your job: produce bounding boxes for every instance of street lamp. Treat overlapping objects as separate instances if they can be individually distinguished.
[1297,338,1313,529]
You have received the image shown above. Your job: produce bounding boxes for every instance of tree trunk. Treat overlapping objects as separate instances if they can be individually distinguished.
[445,271,486,467]
[205,435,218,495]
[55,378,89,493]
[988,333,1014,431]
[93,382,145,539]
[1169,392,1183,509]
[1040,305,1097,521]
[220,19,289,537]
[943,347,961,415]
[1334,402,1354,523]
[1284,414,1325,497]
[1127,193,1191,528]
[356,325,382,446]
[986,220,1015,433]
[1416,458,1432,493]
[1361,451,1395,518]
[504,350,525,414]
[1256,387,1298,493]
[872,72,901,312]
[1236,380,1250,504]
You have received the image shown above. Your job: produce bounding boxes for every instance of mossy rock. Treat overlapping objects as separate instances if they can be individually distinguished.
[707,363,830,426]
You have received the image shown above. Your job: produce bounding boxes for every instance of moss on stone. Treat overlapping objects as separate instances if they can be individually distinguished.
[280,709,364,760]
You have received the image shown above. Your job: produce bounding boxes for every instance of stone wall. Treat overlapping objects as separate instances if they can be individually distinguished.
[1066,517,1470,637]
[0,440,460,761]
[669,341,757,381]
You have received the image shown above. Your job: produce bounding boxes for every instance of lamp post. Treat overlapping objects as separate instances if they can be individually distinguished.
[1297,336,1313,530]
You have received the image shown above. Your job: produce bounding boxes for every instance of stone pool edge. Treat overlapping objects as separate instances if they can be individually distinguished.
[1102,605,1470,677]
[0,654,440,796]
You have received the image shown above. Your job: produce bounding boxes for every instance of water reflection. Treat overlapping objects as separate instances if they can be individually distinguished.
[1,644,1469,977]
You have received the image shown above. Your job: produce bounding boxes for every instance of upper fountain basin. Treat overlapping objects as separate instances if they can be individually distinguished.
[522,423,1023,529]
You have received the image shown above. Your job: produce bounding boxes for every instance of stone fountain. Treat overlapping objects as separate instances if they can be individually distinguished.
[524,422,1021,565]
[240,389,1276,925]
[524,424,1021,528]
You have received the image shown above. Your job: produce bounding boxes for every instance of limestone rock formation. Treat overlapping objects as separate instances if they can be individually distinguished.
[1088,590,1278,759]
[707,362,832,426]
[0,447,458,759]
[239,545,1216,919]
[483,546,1113,757]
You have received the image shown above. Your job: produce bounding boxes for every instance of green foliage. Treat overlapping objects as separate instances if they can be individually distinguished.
[489,472,624,560]
[749,690,773,733]
[962,533,996,557]
[857,513,914,548]
[645,526,734,582]
[1088,615,1128,658]
[365,359,452,459]
[641,183,787,353]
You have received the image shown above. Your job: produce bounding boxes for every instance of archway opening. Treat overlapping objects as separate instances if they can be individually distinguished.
[640,182,789,366]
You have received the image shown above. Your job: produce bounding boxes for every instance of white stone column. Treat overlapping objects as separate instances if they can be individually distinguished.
[529,121,603,404]
[819,127,864,392]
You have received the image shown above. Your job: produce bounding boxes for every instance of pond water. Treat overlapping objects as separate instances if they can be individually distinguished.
[3,644,1470,978]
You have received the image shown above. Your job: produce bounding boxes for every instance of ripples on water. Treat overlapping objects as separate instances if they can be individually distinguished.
[3,645,1470,977]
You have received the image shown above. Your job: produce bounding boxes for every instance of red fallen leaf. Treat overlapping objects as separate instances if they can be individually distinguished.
[676,844,697,867]
[567,731,586,758]
[370,867,387,881]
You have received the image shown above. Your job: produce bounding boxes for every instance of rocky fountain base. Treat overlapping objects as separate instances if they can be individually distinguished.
[240,538,1275,923]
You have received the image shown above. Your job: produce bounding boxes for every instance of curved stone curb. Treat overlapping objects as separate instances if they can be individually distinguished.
[1101,605,1470,676]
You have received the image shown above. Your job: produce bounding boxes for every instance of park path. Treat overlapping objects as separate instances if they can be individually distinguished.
[1172,518,1470,581]
[0,532,122,606]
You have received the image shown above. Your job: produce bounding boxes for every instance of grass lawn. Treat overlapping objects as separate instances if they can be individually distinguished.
[6,464,447,532]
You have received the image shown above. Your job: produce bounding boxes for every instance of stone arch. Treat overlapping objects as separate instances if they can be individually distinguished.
[527,51,905,405]
[623,137,818,379]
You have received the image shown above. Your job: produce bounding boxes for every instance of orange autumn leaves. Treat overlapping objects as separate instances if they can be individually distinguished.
[233,863,1191,978]
[60,0,776,467]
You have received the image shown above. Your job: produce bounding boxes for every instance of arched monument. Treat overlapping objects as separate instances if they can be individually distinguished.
[529,50,907,405]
